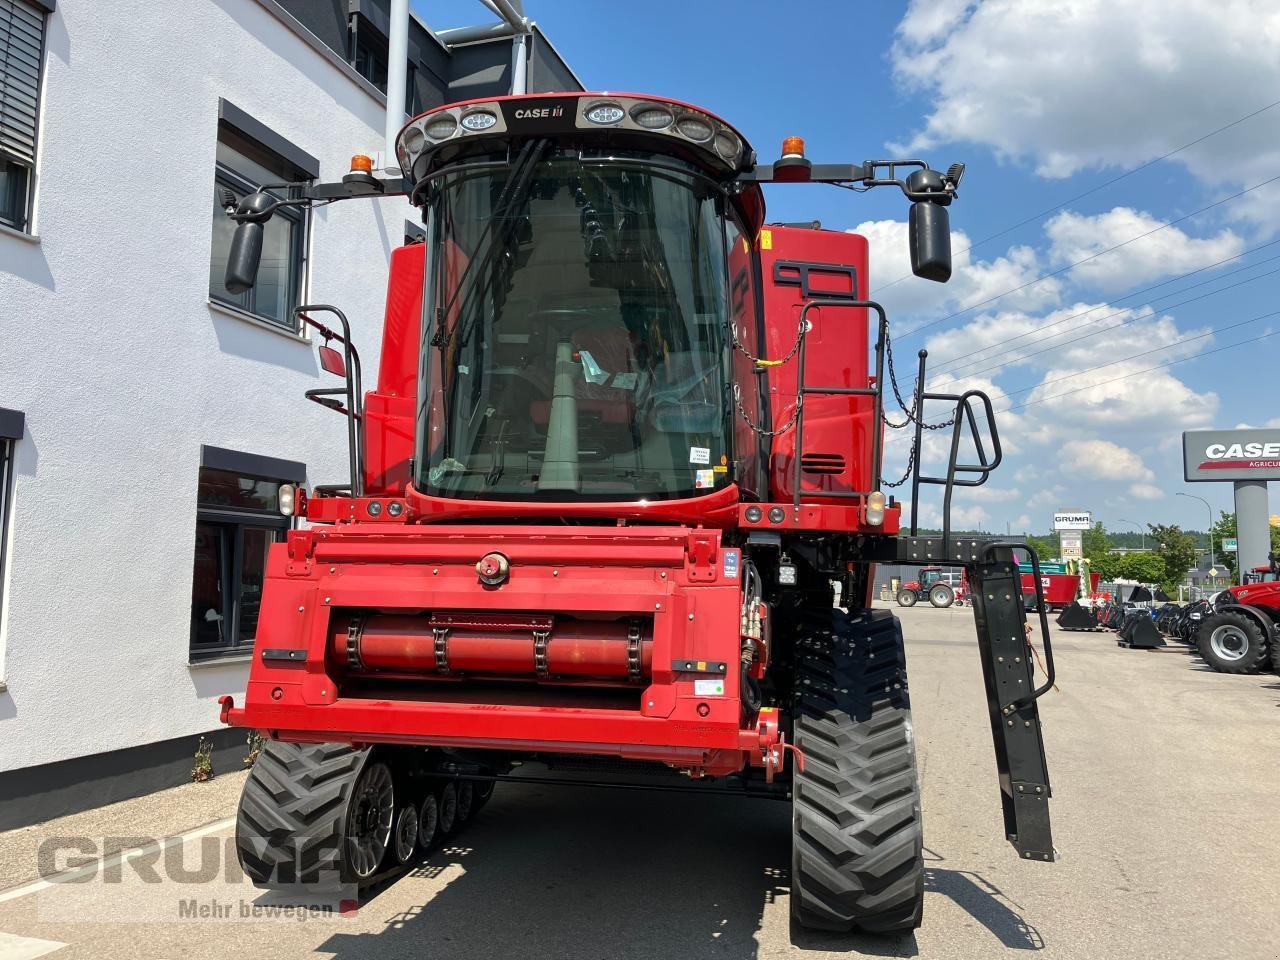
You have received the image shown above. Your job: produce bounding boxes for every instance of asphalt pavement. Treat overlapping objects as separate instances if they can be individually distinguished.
[1,601,1277,959]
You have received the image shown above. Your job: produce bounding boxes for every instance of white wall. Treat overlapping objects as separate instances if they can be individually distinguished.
[0,0,416,770]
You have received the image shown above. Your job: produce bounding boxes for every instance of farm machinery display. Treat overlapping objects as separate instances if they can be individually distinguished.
[895,566,965,607]
[214,86,1061,936]
[1193,561,1280,673]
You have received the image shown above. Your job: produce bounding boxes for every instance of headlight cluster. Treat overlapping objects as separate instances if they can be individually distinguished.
[396,94,750,180]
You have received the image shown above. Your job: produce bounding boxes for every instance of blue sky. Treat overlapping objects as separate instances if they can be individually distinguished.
[414,0,1280,534]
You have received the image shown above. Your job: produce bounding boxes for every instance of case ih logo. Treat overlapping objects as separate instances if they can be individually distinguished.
[1197,441,1280,471]
[1184,429,1280,482]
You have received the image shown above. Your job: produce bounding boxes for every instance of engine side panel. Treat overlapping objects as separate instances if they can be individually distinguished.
[758,227,874,503]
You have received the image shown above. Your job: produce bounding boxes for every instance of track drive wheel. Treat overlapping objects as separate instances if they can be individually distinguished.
[928,583,955,608]
[1197,611,1270,674]
[417,793,439,852]
[235,740,380,887]
[437,782,459,836]
[471,780,495,813]
[895,589,917,608]
[792,607,924,935]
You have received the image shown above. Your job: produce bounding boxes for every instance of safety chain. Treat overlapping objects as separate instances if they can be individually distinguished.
[731,313,806,369]
[882,445,915,489]
[882,330,956,432]
[734,382,802,437]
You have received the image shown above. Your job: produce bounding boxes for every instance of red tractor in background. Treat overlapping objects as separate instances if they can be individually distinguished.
[896,566,965,607]
[1196,558,1280,673]
[216,88,1059,936]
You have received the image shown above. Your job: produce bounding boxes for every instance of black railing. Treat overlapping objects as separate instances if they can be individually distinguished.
[297,304,365,497]
[790,298,888,508]
[907,349,1001,551]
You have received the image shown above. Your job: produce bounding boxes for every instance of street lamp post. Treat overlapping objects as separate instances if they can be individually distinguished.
[1118,518,1145,551]
[1177,492,1216,564]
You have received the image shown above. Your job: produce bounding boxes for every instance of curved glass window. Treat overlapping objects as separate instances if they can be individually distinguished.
[416,152,736,501]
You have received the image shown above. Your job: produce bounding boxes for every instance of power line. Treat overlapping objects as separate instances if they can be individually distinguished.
[998,308,1280,398]
[928,237,1280,374]
[870,95,1280,296]
[951,262,1280,381]
[1000,326,1280,412]
[879,311,1280,449]
[900,173,1280,341]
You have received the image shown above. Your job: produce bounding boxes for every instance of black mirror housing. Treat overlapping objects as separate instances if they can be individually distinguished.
[909,201,952,283]
[223,192,276,294]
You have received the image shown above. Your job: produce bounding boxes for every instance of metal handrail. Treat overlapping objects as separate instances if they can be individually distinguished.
[980,541,1056,711]
[297,305,365,497]
[791,298,888,509]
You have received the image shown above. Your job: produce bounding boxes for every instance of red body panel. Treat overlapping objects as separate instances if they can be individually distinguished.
[223,524,761,775]
[758,228,875,503]
[1228,580,1280,610]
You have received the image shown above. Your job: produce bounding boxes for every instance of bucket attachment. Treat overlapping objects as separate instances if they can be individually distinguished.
[1116,615,1165,649]
[1056,602,1098,631]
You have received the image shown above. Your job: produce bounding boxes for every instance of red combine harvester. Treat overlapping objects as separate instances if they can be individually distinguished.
[217,89,1058,934]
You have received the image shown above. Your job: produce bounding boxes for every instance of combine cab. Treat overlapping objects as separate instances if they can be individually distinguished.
[214,80,1059,935]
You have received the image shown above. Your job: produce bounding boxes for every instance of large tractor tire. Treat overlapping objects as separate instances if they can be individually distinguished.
[236,740,389,888]
[928,583,955,608]
[792,607,924,935]
[1197,611,1270,674]
[895,589,918,608]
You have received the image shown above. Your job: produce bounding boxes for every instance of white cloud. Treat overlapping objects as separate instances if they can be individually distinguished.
[853,219,1061,324]
[1060,439,1155,482]
[1045,208,1243,291]
[1129,482,1166,500]
[890,0,1280,199]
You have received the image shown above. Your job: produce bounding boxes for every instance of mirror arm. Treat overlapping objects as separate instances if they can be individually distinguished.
[225,175,410,225]
[739,157,962,204]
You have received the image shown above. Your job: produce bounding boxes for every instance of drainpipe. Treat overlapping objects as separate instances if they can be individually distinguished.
[384,0,410,174]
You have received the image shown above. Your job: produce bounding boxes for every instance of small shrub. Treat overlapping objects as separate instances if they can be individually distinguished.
[244,730,264,767]
[191,737,214,782]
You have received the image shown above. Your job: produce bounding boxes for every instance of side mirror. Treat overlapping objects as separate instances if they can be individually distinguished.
[318,344,346,377]
[223,192,277,294]
[909,201,952,283]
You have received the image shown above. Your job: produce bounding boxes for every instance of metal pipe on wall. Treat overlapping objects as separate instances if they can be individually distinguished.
[384,0,410,173]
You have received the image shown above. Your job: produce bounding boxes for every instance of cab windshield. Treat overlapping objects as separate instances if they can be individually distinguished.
[416,149,735,501]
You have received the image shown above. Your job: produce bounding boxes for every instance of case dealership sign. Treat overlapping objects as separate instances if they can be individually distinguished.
[1182,428,1276,585]
[1183,428,1280,482]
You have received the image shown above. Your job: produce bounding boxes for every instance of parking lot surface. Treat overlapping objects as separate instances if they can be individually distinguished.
[1,602,1277,959]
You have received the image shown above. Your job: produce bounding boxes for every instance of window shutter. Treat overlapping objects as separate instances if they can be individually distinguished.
[0,0,44,165]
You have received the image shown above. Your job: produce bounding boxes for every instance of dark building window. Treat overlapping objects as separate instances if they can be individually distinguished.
[209,107,317,332]
[189,447,305,662]
[0,0,48,233]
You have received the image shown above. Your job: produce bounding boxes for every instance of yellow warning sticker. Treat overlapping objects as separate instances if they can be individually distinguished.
[713,464,728,474]
[759,229,772,250]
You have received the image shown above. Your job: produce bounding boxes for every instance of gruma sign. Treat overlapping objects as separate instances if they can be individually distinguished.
[1183,428,1280,482]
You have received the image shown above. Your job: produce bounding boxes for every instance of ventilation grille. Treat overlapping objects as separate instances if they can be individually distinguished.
[801,453,846,475]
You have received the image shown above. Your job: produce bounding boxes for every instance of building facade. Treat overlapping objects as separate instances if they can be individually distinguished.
[0,0,579,826]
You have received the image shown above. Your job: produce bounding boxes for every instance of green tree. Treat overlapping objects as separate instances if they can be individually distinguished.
[1211,511,1280,576]
[1148,523,1197,594]
[1116,551,1166,584]
[1210,510,1238,576]
[1024,533,1057,561]
[1083,522,1110,561]
[1091,551,1121,581]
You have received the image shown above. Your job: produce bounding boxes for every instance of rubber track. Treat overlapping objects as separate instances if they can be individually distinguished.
[236,740,370,886]
[791,607,924,934]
